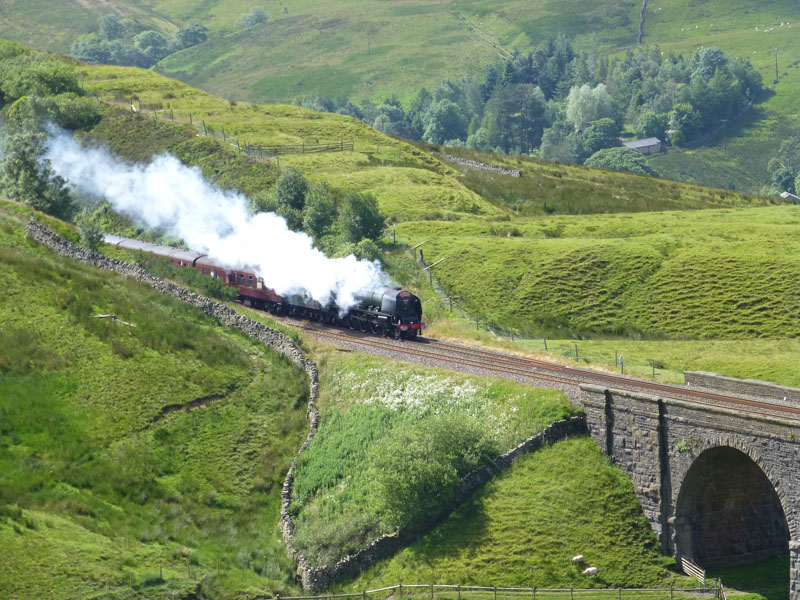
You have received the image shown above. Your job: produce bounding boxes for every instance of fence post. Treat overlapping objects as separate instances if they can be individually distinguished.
[171,109,174,121]
[400,583,403,598]
[189,113,193,124]
[544,337,547,351]
[532,588,536,600]
[574,343,578,359]
[511,327,514,340]
[669,584,673,600]
[222,127,226,141]
[494,586,497,600]
[203,120,207,135]
[618,589,622,600]
[363,590,366,600]
[570,589,573,600]
[430,584,434,600]
[457,585,461,600]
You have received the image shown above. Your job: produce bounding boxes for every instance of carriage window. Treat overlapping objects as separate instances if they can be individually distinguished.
[238,273,244,285]
[257,278,263,290]
[248,275,254,288]
[228,273,235,284]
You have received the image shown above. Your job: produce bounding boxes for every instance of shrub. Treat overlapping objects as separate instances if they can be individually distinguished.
[366,414,498,529]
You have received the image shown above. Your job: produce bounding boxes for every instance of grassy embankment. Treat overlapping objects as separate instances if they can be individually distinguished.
[0,200,309,599]
[289,351,572,567]
[76,62,800,387]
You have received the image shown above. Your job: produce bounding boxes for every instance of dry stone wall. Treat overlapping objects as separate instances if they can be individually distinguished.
[28,219,586,590]
[442,155,522,177]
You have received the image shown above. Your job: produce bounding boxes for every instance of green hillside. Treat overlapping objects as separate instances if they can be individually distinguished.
[0,200,308,598]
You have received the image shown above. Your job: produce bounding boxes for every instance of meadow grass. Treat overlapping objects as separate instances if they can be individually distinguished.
[335,437,688,591]
[393,205,800,341]
[0,200,309,599]
[289,350,572,566]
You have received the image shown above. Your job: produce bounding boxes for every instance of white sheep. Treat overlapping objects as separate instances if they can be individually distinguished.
[571,555,585,564]
[582,566,598,578]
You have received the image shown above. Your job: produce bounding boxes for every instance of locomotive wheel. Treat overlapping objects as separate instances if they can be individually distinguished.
[349,316,358,330]
[360,320,369,333]
[369,322,381,335]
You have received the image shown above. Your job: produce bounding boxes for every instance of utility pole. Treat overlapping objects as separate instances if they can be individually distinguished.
[720,119,728,153]
[774,47,779,84]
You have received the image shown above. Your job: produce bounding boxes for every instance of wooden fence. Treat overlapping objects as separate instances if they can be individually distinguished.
[678,557,706,585]
[276,583,723,600]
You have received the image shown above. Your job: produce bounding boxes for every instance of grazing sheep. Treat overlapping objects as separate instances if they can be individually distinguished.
[571,555,585,564]
[582,566,598,578]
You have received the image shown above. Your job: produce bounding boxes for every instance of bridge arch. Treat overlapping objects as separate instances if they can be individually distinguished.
[672,442,790,568]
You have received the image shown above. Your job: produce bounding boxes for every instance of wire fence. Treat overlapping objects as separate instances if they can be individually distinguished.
[277,583,723,600]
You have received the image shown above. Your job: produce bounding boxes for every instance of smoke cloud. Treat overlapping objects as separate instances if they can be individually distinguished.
[45,129,386,309]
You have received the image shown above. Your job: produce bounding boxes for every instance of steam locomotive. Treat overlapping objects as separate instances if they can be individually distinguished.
[104,234,425,339]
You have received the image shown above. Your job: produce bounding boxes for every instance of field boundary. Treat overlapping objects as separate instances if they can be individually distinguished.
[277,583,721,600]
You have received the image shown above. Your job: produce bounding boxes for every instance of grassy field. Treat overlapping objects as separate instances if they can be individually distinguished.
[0,199,309,599]
[393,205,800,340]
[336,437,684,590]
[69,63,800,393]
[290,350,572,566]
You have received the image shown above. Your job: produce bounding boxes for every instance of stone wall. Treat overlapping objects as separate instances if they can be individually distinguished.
[581,384,800,600]
[442,154,522,177]
[28,219,587,590]
[685,371,800,407]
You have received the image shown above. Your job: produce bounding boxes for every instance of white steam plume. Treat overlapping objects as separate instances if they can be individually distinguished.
[45,129,386,309]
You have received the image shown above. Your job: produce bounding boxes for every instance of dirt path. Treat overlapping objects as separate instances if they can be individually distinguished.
[638,0,648,44]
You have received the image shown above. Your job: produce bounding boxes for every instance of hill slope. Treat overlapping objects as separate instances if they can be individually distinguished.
[0,200,308,598]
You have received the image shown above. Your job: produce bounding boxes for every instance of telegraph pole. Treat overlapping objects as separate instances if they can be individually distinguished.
[774,47,779,84]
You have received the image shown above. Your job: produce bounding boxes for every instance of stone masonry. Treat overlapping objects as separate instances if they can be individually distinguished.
[581,384,800,600]
[685,370,800,408]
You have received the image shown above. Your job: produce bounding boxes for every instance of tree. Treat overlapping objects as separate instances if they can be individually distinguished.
[173,23,208,50]
[0,130,75,220]
[303,183,337,239]
[692,47,727,81]
[771,166,795,194]
[238,7,268,28]
[668,102,701,143]
[98,14,125,40]
[71,34,111,64]
[634,110,666,139]
[483,84,548,154]
[581,118,620,157]
[78,211,104,251]
[134,30,169,63]
[275,167,308,211]
[0,55,81,106]
[565,83,616,130]
[585,146,658,177]
[422,99,467,144]
[339,193,384,243]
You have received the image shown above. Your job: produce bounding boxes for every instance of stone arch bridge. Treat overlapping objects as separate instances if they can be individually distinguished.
[581,384,800,599]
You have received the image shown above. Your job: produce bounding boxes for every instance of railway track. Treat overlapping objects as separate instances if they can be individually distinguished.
[279,317,800,424]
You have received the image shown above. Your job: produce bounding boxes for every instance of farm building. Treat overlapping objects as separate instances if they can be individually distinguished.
[623,137,662,154]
